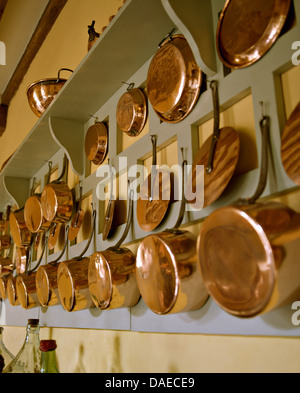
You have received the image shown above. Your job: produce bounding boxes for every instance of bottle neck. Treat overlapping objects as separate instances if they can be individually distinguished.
[41,350,59,373]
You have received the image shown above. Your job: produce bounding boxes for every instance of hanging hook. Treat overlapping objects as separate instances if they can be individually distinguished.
[122,81,135,91]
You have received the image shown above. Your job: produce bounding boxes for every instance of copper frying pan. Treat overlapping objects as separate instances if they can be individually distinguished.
[137,135,171,232]
[281,101,300,186]
[217,0,292,69]
[186,81,240,209]
[147,33,202,123]
[85,121,108,166]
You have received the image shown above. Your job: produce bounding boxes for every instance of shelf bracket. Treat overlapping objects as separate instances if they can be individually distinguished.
[3,176,30,208]
[161,0,217,76]
[49,117,84,176]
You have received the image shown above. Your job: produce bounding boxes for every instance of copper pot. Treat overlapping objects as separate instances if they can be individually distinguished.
[15,247,27,275]
[85,121,108,165]
[9,209,32,248]
[41,182,73,224]
[88,190,140,310]
[16,273,40,310]
[0,257,13,278]
[147,33,202,123]
[36,263,61,308]
[27,68,73,117]
[217,0,292,69]
[136,159,209,315]
[7,277,19,306]
[0,276,9,300]
[116,87,148,137]
[24,195,52,233]
[198,202,300,318]
[57,257,94,312]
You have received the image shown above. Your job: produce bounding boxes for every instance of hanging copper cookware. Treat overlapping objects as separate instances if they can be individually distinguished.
[186,81,240,210]
[68,184,85,242]
[56,211,96,312]
[27,68,73,117]
[136,157,209,315]
[217,0,292,69]
[102,161,116,241]
[41,155,73,224]
[281,101,300,186]
[137,135,171,232]
[15,247,27,275]
[9,208,32,248]
[0,257,13,278]
[7,276,19,306]
[116,85,148,137]
[0,235,11,250]
[85,121,108,166]
[147,32,202,123]
[88,186,140,310]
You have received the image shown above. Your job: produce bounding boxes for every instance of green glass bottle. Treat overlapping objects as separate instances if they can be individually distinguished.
[40,340,59,373]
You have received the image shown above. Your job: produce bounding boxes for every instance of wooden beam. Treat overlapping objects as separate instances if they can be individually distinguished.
[1,0,68,108]
[0,0,8,22]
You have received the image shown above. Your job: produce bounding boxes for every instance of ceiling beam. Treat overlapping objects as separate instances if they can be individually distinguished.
[0,0,8,22]
[0,0,68,136]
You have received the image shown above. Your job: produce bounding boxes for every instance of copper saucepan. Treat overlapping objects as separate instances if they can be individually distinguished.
[116,84,148,137]
[7,276,19,306]
[88,186,140,310]
[217,0,292,69]
[0,257,13,278]
[137,135,172,232]
[281,101,300,186]
[56,211,97,312]
[198,201,300,318]
[136,158,209,315]
[147,32,202,123]
[9,208,32,248]
[41,155,73,225]
[27,68,73,117]
[85,121,108,166]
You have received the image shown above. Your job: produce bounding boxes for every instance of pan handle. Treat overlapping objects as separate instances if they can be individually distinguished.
[57,68,73,81]
[174,149,187,230]
[73,208,97,261]
[206,80,220,174]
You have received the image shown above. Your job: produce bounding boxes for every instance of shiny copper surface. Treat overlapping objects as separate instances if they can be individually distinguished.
[7,277,19,306]
[85,122,108,165]
[102,200,115,241]
[0,257,13,277]
[24,195,51,233]
[116,88,147,137]
[68,209,85,242]
[0,235,11,250]
[48,223,62,251]
[281,101,300,186]
[186,127,240,209]
[15,247,27,275]
[147,35,202,123]
[9,209,32,248]
[88,248,140,310]
[137,170,171,232]
[57,258,94,312]
[16,273,40,310]
[136,230,209,315]
[217,0,291,69]
[41,183,73,223]
[36,263,60,307]
[0,276,8,299]
[198,202,300,318]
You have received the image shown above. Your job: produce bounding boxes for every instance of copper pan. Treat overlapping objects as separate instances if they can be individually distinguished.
[281,101,300,186]
[137,135,172,232]
[0,257,13,278]
[186,81,240,210]
[0,275,9,300]
[136,158,209,315]
[88,186,140,311]
[68,184,85,242]
[198,202,300,318]
[116,85,147,137]
[56,210,97,312]
[102,160,116,241]
[85,121,108,166]
[15,247,27,275]
[147,32,202,123]
[9,208,32,248]
[41,155,73,224]
[7,276,19,306]
[217,0,292,69]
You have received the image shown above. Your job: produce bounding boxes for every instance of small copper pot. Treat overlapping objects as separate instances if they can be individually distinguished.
[15,247,27,275]
[57,257,95,312]
[85,122,108,165]
[41,182,73,224]
[116,88,147,137]
[16,273,40,310]
[198,202,300,318]
[36,263,61,308]
[9,209,32,248]
[24,195,52,233]
[7,277,19,306]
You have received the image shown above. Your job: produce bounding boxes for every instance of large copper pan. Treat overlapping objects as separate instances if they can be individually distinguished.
[281,101,300,186]
[217,0,292,69]
[198,202,300,318]
[88,187,140,310]
[136,158,209,315]
[147,33,202,123]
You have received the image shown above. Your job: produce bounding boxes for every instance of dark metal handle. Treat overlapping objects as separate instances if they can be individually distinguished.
[206,80,220,174]
[150,135,157,202]
[26,232,49,275]
[158,28,176,48]
[74,208,97,261]
[174,148,187,230]
[57,68,73,81]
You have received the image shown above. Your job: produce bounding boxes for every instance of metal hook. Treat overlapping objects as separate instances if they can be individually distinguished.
[122,81,135,91]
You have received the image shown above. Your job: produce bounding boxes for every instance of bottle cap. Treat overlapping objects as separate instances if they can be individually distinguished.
[40,340,57,352]
[28,319,39,326]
